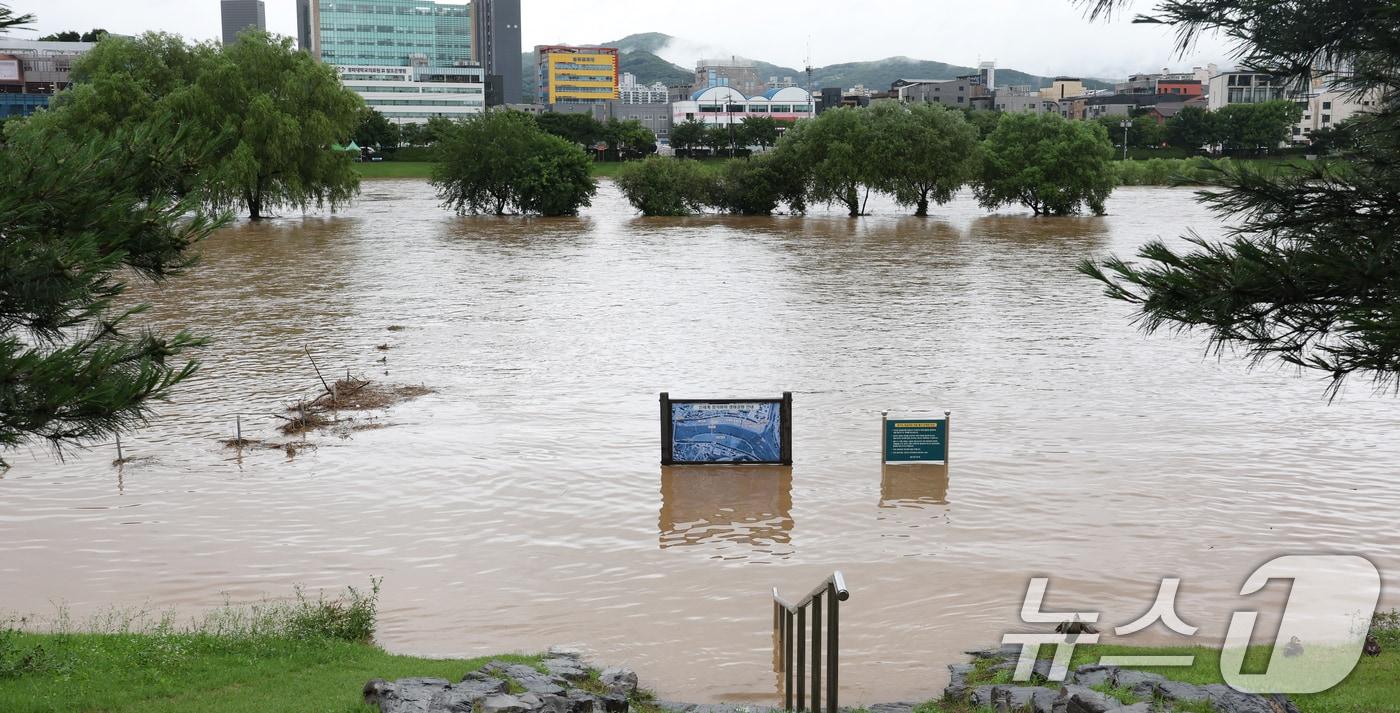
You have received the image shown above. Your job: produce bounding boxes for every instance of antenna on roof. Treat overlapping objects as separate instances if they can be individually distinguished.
[804,36,813,93]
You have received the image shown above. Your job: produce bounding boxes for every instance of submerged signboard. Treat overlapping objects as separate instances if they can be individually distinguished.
[883,414,950,463]
[660,392,793,465]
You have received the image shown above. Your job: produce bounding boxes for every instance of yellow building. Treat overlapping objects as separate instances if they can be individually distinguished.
[536,45,619,105]
[1040,77,1085,100]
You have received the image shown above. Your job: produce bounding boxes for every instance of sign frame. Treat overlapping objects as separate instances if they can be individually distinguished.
[882,410,952,464]
[660,392,793,466]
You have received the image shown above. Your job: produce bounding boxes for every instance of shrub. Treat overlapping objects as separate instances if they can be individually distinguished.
[615,156,715,216]
[433,111,597,216]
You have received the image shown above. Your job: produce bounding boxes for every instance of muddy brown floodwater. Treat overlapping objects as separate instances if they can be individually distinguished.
[2,181,1397,704]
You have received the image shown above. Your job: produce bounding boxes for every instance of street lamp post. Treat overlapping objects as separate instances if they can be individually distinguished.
[1119,118,1132,161]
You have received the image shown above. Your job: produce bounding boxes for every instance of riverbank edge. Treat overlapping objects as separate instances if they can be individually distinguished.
[2,631,1396,713]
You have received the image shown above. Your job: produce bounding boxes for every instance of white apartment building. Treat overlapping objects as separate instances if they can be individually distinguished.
[1209,70,1382,143]
[619,72,668,104]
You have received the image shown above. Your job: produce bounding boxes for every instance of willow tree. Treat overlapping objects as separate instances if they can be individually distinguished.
[868,102,982,216]
[975,112,1115,216]
[432,110,596,216]
[0,4,226,466]
[45,31,362,220]
[192,32,363,219]
[1079,0,1400,394]
[780,108,878,216]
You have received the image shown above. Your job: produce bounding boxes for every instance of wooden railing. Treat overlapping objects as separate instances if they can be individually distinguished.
[772,571,848,713]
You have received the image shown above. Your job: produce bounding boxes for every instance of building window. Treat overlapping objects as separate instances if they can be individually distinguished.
[1322,114,1331,123]
[1322,101,1332,110]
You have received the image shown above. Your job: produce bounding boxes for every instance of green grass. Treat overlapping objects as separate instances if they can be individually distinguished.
[924,639,1399,713]
[354,161,434,179]
[0,631,539,713]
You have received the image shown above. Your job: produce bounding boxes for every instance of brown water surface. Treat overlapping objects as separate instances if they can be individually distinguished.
[2,182,1397,704]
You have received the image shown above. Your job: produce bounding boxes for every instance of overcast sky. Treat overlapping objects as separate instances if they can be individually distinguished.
[9,0,1238,79]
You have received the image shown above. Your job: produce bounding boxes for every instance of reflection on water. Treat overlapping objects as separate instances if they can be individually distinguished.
[2,183,1398,705]
[658,466,793,559]
[879,464,949,509]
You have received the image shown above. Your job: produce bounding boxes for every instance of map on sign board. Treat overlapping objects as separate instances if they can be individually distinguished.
[671,402,783,463]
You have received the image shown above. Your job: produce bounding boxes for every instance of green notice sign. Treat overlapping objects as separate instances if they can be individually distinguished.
[883,418,948,463]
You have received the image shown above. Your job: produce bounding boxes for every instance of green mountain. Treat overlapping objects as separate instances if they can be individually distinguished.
[521,33,1114,102]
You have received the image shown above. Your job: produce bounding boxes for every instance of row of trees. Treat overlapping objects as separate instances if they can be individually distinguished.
[670,116,787,155]
[355,109,660,162]
[620,105,1115,218]
[1092,100,1303,153]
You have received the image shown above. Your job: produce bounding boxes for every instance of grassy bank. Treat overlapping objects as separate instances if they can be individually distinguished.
[0,581,534,713]
[919,619,1400,713]
[0,631,538,713]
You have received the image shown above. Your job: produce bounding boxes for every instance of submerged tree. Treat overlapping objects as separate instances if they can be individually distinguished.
[1079,0,1400,393]
[780,108,878,216]
[44,31,362,220]
[432,110,596,216]
[975,112,1115,216]
[868,102,982,216]
[615,156,715,216]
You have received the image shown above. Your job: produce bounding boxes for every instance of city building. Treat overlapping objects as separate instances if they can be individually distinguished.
[0,37,94,117]
[536,45,618,105]
[619,72,668,104]
[1291,75,1383,142]
[993,87,1060,114]
[611,101,672,144]
[1116,70,1204,97]
[979,61,997,92]
[297,0,484,124]
[892,75,990,107]
[1040,77,1085,100]
[221,0,266,45]
[671,86,816,131]
[693,58,763,96]
[1206,71,1289,110]
[472,0,522,105]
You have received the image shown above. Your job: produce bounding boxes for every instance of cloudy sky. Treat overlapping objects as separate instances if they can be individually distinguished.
[9,0,1238,79]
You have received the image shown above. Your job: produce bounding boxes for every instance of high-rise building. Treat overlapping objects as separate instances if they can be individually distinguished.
[296,0,485,125]
[536,45,619,106]
[472,0,522,105]
[221,0,266,45]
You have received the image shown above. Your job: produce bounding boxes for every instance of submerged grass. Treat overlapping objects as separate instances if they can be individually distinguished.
[0,581,542,713]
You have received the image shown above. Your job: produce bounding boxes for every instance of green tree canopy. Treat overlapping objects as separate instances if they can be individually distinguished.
[0,3,222,467]
[47,31,363,220]
[975,112,1115,216]
[1165,105,1219,151]
[604,118,656,158]
[778,107,878,216]
[1080,0,1400,393]
[1214,100,1302,153]
[39,28,107,42]
[669,119,707,155]
[615,156,714,216]
[354,107,400,150]
[537,112,605,147]
[868,102,981,216]
[0,121,227,467]
[702,125,731,155]
[432,110,596,216]
[738,116,781,152]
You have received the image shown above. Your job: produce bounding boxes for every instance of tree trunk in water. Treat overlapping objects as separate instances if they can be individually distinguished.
[845,186,860,217]
[916,195,929,217]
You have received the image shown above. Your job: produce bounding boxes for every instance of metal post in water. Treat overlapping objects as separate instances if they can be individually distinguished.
[115,435,123,462]
[797,607,806,712]
[784,610,794,711]
[827,582,838,713]
[236,414,242,442]
[812,594,822,713]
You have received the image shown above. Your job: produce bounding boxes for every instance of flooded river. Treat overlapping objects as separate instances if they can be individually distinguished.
[2,181,1396,704]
